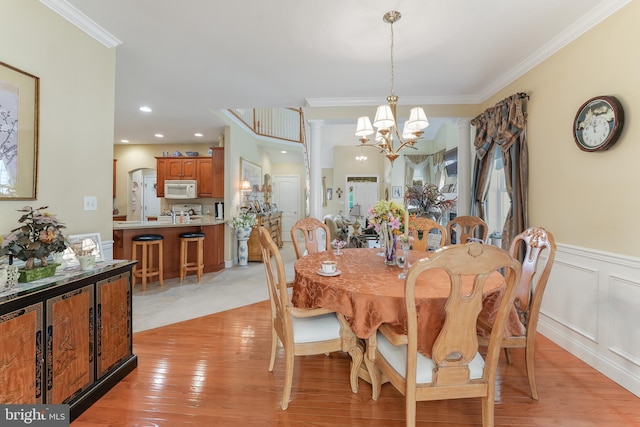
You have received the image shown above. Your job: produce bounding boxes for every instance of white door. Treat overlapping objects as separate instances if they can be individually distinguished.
[273,175,300,242]
[142,175,161,219]
[347,178,379,221]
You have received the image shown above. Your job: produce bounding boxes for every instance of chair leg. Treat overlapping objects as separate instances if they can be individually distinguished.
[481,395,494,427]
[179,239,186,283]
[268,326,277,372]
[525,342,538,400]
[405,394,416,427]
[157,240,163,286]
[281,344,294,410]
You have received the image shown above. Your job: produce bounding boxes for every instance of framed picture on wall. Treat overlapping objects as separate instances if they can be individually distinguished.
[392,186,402,199]
[326,188,333,200]
[0,61,39,200]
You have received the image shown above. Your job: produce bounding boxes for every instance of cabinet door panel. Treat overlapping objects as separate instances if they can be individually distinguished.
[167,159,184,179]
[197,159,213,198]
[96,273,132,378]
[211,148,224,198]
[156,158,167,197]
[46,285,94,404]
[182,159,197,179]
[0,303,43,404]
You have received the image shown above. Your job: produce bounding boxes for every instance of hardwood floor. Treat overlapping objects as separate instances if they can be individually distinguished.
[73,300,639,426]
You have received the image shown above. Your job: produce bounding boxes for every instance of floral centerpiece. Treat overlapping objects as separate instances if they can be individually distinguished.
[0,206,67,280]
[404,183,456,222]
[367,200,406,265]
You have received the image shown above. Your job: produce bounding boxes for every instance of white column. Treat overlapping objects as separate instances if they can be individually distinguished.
[308,120,324,219]
[456,118,472,216]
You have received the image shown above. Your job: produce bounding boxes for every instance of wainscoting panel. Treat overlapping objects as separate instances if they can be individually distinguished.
[538,243,640,397]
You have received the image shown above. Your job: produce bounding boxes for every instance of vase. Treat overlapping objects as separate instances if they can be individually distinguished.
[380,224,397,266]
[424,206,443,224]
[18,263,58,283]
[235,227,253,267]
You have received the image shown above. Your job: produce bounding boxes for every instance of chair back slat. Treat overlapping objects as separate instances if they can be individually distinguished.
[410,217,447,251]
[290,217,331,259]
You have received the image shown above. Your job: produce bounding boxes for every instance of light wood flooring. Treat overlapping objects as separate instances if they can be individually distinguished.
[71,299,639,426]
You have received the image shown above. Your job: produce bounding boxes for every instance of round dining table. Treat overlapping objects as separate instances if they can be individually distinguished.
[292,247,525,358]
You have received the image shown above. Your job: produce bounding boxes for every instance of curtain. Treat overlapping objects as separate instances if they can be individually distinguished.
[404,154,429,186]
[470,93,528,249]
[432,150,446,189]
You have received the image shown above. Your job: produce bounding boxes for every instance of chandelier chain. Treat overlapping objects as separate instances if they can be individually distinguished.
[389,19,395,97]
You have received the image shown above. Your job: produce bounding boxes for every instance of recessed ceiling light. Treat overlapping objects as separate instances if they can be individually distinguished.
[194,133,203,137]
[154,133,164,138]
[139,106,152,113]
[120,139,129,143]
[281,150,287,154]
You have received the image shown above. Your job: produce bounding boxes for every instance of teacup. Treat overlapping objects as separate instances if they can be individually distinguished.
[321,260,337,274]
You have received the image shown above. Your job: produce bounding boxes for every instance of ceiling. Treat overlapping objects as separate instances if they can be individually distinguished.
[47,0,626,156]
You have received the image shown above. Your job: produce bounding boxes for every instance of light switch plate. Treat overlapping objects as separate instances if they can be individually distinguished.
[84,196,97,211]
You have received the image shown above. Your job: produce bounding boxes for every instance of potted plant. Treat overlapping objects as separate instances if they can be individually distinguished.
[0,206,68,281]
[404,183,456,223]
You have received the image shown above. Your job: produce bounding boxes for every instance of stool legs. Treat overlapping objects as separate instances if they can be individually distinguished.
[180,237,204,283]
[132,239,163,291]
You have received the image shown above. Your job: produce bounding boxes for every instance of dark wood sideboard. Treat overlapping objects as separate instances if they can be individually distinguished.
[0,261,138,421]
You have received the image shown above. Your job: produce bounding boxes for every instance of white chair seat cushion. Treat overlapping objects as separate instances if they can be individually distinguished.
[292,313,341,343]
[377,331,485,384]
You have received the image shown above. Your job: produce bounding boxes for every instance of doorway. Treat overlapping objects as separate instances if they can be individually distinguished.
[273,175,300,242]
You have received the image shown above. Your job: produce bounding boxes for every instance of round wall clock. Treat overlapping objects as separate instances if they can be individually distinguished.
[573,95,624,152]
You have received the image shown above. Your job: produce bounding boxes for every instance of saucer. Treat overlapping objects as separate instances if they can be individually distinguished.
[317,269,341,277]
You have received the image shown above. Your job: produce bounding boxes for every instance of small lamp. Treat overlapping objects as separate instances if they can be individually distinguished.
[241,180,251,205]
[349,204,362,235]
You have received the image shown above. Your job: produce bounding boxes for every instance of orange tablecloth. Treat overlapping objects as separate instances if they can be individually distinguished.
[292,248,525,357]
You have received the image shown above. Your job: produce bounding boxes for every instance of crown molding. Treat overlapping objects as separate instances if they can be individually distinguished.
[309,0,631,108]
[39,0,121,48]
[478,0,630,101]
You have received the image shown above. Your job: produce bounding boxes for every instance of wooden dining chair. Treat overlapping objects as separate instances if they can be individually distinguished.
[477,226,556,400]
[367,242,521,427]
[410,217,447,251]
[258,227,362,409]
[290,217,331,259]
[445,215,488,245]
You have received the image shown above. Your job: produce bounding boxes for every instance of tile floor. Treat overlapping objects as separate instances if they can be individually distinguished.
[132,241,297,332]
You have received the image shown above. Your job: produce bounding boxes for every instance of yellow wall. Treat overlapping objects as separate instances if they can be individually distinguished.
[486,1,638,256]
[0,0,115,241]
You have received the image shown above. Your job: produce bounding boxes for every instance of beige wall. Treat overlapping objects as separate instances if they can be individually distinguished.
[485,1,639,256]
[0,0,115,241]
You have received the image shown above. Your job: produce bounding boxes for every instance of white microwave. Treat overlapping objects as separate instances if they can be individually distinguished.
[164,180,197,199]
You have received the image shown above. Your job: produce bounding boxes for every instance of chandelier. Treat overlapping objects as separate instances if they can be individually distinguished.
[355,11,429,165]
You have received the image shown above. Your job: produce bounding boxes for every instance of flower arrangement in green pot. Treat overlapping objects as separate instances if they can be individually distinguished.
[0,206,68,270]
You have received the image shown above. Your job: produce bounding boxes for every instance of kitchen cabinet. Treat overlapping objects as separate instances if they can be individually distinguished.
[0,262,137,420]
[156,150,224,198]
[247,212,282,262]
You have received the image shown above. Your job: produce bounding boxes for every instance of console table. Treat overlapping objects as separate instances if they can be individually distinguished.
[0,260,137,420]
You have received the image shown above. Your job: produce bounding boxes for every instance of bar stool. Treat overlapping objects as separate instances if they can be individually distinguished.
[179,232,205,283]
[132,234,164,291]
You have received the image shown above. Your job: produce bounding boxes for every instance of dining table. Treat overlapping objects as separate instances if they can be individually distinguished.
[292,247,525,359]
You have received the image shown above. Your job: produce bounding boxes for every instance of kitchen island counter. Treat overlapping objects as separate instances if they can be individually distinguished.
[113,220,225,280]
[113,217,224,230]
